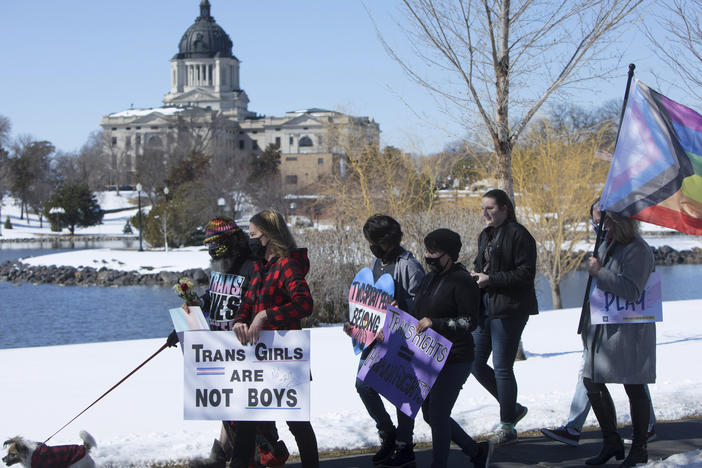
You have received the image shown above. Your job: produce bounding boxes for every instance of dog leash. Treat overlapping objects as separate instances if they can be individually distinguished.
[43,342,168,444]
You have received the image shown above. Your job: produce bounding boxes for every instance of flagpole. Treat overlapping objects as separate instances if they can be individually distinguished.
[576,64,636,335]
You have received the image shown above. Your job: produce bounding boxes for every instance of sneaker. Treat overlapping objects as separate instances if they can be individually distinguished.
[472,440,494,468]
[623,427,657,445]
[380,442,416,468]
[490,426,518,446]
[372,431,396,465]
[514,403,528,425]
[541,426,581,447]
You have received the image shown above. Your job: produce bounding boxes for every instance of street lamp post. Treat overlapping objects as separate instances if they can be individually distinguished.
[163,186,169,252]
[217,197,226,215]
[136,183,143,251]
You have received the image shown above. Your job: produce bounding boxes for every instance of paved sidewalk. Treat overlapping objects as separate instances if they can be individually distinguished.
[288,417,702,467]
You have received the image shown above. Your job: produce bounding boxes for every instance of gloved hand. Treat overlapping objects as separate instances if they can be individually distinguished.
[166,329,179,348]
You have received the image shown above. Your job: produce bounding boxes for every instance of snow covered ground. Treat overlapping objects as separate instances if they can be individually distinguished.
[2,194,702,466]
[1,302,701,467]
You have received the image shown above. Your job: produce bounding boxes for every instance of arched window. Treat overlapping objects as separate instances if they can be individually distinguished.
[148,136,163,147]
[299,136,313,147]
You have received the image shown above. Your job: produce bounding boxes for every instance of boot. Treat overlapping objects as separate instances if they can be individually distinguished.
[190,439,228,468]
[372,430,396,465]
[585,387,625,465]
[620,396,650,467]
[380,442,416,468]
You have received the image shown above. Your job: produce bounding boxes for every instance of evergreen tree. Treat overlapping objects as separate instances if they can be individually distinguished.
[44,184,103,234]
[248,143,280,181]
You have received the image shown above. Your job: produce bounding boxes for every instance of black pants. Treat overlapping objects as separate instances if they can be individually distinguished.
[583,378,650,445]
[230,420,319,468]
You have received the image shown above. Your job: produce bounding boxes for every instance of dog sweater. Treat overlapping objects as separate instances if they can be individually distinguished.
[31,443,86,468]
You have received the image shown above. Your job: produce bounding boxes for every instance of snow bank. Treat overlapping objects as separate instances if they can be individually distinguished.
[0,301,701,466]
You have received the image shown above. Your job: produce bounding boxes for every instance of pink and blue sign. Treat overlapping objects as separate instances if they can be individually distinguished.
[348,267,394,354]
[357,305,452,418]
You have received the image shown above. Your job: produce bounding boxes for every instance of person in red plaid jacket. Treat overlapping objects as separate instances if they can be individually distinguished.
[232,209,319,468]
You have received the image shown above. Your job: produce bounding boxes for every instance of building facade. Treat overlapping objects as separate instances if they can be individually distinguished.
[101,0,379,192]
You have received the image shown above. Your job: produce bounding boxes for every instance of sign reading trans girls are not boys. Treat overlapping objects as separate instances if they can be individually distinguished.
[182,330,310,421]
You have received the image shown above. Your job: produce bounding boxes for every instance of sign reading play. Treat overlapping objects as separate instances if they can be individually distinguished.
[590,271,663,324]
[357,305,452,418]
[182,330,310,421]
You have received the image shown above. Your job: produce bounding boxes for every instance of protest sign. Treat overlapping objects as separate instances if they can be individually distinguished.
[357,305,452,418]
[182,330,310,421]
[348,267,394,354]
[169,306,209,333]
[590,271,663,324]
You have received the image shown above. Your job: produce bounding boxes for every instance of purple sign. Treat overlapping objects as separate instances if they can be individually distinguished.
[357,305,453,418]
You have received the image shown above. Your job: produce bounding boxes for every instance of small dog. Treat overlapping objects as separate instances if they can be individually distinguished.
[2,431,96,468]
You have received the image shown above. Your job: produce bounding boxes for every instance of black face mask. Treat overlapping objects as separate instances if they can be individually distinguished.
[248,237,266,259]
[369,244,386,259]
[208,243,227,259]
[425,255,444,272]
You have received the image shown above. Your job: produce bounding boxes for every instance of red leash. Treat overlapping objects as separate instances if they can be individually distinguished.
[43,343,168,444]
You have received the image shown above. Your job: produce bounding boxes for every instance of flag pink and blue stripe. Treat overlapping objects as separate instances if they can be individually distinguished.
[600,79,702,235]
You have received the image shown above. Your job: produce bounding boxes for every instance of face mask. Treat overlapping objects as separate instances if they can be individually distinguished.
[248,237,266,258]
[425,255,443,271]
[369,244,386,259]
[208,243,228,259]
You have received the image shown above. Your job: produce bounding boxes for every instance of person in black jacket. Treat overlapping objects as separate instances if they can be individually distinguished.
[470,189,538,446]
[413,228,493,468]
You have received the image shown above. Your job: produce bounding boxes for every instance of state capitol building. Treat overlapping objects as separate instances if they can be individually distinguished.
[101,0,380,191]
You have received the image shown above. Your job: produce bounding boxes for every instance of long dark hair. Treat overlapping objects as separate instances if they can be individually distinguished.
[482,189,517,223]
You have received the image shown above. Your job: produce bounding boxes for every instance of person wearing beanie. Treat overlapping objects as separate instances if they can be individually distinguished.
[166,216,287,468]
[346,214,425,468]
[471,189,538,446]
[409,228,491,468]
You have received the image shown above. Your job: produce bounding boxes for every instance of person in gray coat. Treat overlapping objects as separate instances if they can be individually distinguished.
[582,209,656,468]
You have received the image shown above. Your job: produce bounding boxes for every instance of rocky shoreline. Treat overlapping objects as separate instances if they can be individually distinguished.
[0,260,209,287]
[1,245,700,287]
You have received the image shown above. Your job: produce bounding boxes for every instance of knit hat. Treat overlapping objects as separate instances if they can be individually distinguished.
[203,217,240,244]
[424,228,462,261]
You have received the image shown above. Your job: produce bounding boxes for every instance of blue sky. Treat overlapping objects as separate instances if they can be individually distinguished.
[0,0,692,155]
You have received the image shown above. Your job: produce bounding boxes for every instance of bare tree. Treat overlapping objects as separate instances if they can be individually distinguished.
[0,115,11,233]
[9,136,54,222]
[645,0,702,101]
[512,116,611,308]
[375,0,644,199]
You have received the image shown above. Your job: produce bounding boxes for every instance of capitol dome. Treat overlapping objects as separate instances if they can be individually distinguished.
[176,1,233,59]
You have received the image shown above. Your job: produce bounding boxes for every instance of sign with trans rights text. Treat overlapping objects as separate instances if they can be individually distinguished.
[182,330,310,421]
[590,271,662,324]
[357,305,452,418]
[348,267,394,355]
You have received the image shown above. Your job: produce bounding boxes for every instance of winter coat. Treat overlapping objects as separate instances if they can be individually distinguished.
[473,221,538,319]
[413,263,480,363]
[370,247,425,314]
[582,235,656,384]
[235,248,313,330]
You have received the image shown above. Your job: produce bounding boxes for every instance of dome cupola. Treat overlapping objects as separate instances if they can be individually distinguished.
[176,1,233,59]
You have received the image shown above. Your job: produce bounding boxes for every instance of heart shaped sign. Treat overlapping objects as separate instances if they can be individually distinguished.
[348,267,395,354]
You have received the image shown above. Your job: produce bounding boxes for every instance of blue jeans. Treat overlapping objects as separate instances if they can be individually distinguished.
[471,314,528,424]
[422,361,478,468]
[356,356,414,444]
[566,351,656,432]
